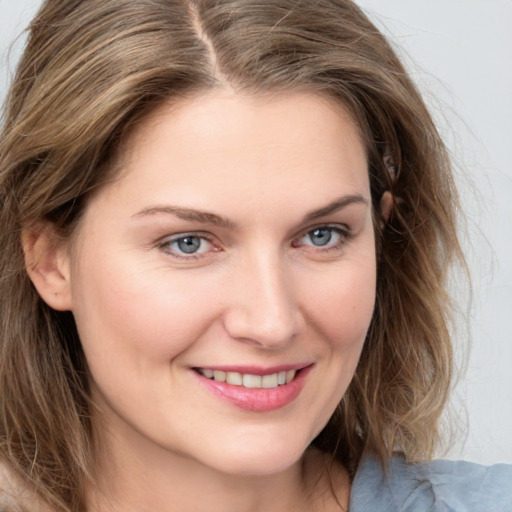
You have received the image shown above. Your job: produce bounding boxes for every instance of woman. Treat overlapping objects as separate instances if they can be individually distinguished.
[0,0,510,511]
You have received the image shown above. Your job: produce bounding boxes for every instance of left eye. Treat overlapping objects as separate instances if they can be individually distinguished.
[162,235,212,256]
[297,227,346,248]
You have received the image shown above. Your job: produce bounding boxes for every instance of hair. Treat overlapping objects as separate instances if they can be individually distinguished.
[0,0,463,510]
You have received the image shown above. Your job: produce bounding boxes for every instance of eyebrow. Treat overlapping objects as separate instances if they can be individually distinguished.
[132,205,237,229]
[301,194,368,223]
[132,194,368,229]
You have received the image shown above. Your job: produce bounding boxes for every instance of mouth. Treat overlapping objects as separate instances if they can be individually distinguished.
[191,364,312,412]
[194,368,298,389]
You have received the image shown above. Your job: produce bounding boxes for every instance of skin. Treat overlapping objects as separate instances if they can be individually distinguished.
[25,90,388,512]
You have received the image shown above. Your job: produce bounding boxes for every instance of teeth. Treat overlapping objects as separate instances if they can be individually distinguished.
[286,370,296,382]
[243,374,262,388]
[198,368,298,388]
[202,369,214,379]
[262,374,278,388]
[213,370,226,382]
[226,372,242,385]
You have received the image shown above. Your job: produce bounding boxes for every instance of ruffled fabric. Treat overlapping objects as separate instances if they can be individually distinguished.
[349,454,512,511]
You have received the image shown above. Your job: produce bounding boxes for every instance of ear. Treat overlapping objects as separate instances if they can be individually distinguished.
[379,191,393,225]
[21,224,73,311]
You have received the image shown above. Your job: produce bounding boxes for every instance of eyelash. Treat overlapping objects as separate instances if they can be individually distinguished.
[293,225,354,252]
[157,225,353,260]
[157,232,217,260]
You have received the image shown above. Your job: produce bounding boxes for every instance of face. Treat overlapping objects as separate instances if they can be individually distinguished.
[64,90,376,476]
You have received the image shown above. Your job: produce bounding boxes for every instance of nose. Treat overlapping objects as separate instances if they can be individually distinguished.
[222,250,301,349]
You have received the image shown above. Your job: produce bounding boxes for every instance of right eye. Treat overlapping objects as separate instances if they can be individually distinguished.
[158,233,216,259]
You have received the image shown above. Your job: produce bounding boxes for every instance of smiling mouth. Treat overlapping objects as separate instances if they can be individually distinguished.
[195,368,298,389]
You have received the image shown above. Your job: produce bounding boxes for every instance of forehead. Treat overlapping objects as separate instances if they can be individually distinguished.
[117,89,368,187]
[79,89,371,235]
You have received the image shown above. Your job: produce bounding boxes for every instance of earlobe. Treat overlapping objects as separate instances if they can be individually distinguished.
[22,225,73,311]
[379,191,393,225]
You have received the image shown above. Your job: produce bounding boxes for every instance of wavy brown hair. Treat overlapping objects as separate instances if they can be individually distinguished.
[0,0,462,510]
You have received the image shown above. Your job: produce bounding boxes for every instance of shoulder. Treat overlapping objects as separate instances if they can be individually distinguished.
[0,462,49,512]
[349,454,512,512]
[0,462,25,512]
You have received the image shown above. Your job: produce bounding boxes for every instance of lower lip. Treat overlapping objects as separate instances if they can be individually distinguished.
[193,366,312,412]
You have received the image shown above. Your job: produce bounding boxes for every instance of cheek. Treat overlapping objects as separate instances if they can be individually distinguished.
[70,250,219,367]
[304,254,377,351]
[297,252,376,438]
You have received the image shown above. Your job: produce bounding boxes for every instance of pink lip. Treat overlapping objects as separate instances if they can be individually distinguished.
[192,364,313,412]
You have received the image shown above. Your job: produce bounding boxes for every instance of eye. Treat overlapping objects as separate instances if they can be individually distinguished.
[174,236,205,254]
[294,226,352,251]
[158,233,216,258]
[305,227,336,247]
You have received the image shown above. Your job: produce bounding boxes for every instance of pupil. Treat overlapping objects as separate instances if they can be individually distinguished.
[178,237,201,253]
[311,228,331,246]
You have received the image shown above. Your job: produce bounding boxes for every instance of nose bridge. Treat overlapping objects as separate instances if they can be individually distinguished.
[224,244,299,347]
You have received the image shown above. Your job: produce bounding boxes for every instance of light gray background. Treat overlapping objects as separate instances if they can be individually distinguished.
[1,0,511,464]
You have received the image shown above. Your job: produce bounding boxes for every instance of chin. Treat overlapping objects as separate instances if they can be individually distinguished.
[195,432,311,477]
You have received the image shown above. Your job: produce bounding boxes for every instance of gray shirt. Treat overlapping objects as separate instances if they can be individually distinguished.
[350,454,512,511]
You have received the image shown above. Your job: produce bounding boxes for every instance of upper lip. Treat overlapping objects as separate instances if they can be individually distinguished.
[192,362,312,376]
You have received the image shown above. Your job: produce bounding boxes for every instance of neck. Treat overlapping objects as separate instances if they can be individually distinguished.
[86,424,350,512]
